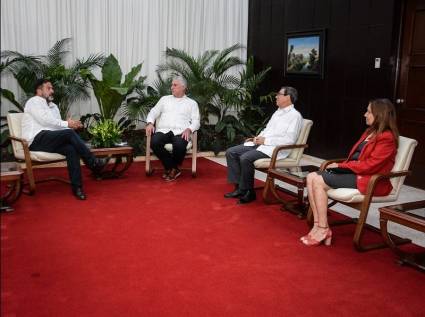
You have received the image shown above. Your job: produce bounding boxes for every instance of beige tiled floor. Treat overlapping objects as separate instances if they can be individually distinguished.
[207,154,425,247]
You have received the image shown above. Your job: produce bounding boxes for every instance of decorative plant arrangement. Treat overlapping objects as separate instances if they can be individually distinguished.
[88,119,123,148]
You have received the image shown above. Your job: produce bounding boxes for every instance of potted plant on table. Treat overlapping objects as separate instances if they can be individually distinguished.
[88,119,123,148]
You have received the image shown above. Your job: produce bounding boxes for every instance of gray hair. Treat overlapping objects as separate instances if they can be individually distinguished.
[173,76,187,88]
[281,86,298,104]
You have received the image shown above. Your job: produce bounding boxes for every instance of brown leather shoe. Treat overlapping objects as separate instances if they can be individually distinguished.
[162,169,171,179]
[165,168,181,182]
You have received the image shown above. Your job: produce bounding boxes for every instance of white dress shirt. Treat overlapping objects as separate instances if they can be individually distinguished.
[146,95,200,135]
[254,104,302,159]
[21,96,68,145]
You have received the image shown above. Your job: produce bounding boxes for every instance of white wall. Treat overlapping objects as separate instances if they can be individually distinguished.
[1,0,248,117]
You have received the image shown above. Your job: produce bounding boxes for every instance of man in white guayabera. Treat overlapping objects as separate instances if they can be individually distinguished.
[145,77,200,181]
[21,79,109,200]
[224,86,303,204]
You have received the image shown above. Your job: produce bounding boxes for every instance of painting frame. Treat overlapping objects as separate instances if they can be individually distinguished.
[284,30,325,79]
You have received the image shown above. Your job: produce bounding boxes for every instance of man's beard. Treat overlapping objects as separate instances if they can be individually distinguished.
[47,95,54,102]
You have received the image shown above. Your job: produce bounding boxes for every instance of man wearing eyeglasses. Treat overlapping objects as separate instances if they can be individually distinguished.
[224,86,302,204]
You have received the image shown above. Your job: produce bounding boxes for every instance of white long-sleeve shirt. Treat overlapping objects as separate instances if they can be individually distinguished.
[21,96,68,145]
[146,95,200,135]
[255,104,302,159]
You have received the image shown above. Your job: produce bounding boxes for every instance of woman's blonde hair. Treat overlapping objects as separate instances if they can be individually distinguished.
[368,98,399,147]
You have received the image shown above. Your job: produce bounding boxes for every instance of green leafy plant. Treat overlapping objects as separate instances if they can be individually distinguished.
[215,114,251,144]
[122,71,171,123]
[157,44,244,125]
[82,54,146,120]
[0,88,24,112]
[1,38,104,118]
[88,119,123,148]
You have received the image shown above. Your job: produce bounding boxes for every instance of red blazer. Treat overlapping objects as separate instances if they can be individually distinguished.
[338,130,397,196]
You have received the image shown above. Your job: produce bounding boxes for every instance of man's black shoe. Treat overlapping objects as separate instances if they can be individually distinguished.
[238,189,256,204]
[92,157,110,174]
[72,187,87,200]
[224,189,243,198]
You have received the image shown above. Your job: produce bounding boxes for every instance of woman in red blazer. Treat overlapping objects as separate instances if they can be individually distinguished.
[301,99,399,246]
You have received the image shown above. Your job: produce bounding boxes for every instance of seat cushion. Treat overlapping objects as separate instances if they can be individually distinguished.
[327,188,398,204]
[254,158,298,169]
[164,141,192,152]
[15,149,66,161]
[327,188,365,203]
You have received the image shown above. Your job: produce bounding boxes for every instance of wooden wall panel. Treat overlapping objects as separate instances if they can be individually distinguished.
[248,0,399,159]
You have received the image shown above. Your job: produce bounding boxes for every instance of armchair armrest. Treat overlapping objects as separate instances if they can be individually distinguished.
[9,135,29,146]
[269,143,308,169]
[319,158,347,171]
[9,135,32,162]
[363,170,411,202]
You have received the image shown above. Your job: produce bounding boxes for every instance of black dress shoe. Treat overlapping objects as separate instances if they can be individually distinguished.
[224,189,243,198]
[72,187,87,200]
[238,189,256,204]
[92,157,110,174]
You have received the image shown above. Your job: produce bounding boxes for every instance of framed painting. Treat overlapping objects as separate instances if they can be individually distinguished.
[284,30,325,78]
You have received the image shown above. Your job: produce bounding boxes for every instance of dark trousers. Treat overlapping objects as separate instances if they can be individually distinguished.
[151,131,188,170]
[225,144,269,191]
[29,129,96,188]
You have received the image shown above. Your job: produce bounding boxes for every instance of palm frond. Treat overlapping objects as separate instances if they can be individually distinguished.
[46,38,71,66]
[164,47,205,79]
[1,51,44,77]
[73,53,105,71]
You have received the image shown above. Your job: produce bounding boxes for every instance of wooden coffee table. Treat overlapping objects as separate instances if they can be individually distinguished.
[90,146,134,179]
[379,200,425,271]
[1,162,24,212]
[263,165,319,218]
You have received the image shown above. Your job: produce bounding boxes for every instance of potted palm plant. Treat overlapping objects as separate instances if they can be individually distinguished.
[1,38,104,118]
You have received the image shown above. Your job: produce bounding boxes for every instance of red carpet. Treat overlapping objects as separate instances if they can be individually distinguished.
[1,158,424,316]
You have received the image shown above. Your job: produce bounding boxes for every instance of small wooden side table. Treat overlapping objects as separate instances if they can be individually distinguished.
[379,200,425,271]
[1,162,24,212]
[263,165,319,218]
[90,146,134,179]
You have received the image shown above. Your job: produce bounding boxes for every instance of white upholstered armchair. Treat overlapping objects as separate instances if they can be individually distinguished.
[7,113,69,194]
[307,135,418,251]
[145,130,198,177]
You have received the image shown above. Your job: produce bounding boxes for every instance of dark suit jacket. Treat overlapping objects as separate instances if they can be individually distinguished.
[338,130,397,196]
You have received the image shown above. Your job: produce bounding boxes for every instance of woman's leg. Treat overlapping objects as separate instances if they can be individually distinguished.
[305,172,319,235]
[309,174,331,241]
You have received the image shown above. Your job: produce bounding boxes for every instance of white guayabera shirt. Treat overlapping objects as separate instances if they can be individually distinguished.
[21,96,69,145]
[146,95,200,135]
[254,104,302,160]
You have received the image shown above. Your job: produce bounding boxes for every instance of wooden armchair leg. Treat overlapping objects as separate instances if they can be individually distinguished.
[191,153,197,177]
[25,164,36,195]
[145,134,153,176]
[146,157,152,176]
[353,200,411,252]
[354,224,411,252]
[262,177,279,204]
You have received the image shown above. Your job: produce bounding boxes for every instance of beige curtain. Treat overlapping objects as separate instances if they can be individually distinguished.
[1,0,248,116]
